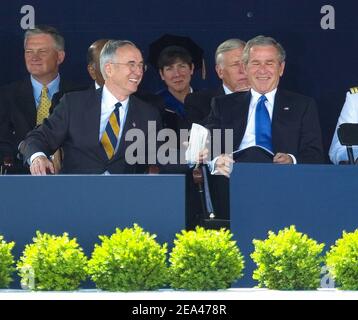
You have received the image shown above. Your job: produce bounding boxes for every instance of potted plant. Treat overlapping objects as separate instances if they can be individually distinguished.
[17,231,88,290]
[169,226,244,290]
[251,225,324,290]
[87,224,168,291]
[0,235,15,288]
[326,229,358,290]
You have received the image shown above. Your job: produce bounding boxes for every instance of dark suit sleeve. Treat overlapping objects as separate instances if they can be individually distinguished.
[296,98,324,164]
[205,97,229,159]
[21,94,70,162]
[0,87,15,161]
[205,96,222,131]
[185,92,214,126]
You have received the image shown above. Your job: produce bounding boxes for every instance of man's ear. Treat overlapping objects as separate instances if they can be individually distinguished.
[215,64,224,80]
[87,64,96,81]
[57,50,65,65]
[103,62,113,79]
[279,61,286,77]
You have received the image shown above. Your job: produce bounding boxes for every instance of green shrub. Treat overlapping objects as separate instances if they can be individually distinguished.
[251,225,324,290]
[326,229,358,290]
[0,235,15,288]
[87,224,168,291]
[169,226,244,290]
[17,231,88,290]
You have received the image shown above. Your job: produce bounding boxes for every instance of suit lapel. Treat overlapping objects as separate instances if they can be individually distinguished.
[233,91,251,148]
[86,88,107,160]
[272,89,293,149]
[16,78,36,128]
[215,85,225,96]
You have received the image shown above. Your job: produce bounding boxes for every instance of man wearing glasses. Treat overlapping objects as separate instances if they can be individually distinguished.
[0,25,80,173]
[21,40,162,175]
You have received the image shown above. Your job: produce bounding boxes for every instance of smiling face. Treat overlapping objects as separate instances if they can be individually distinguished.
[159,59,194,95]
[24,34,65,84]
[245,45,285,94]
[104,45,144,100]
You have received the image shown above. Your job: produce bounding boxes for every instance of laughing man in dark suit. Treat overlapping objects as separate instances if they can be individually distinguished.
[207,35,324,177]
[21,40,162,175]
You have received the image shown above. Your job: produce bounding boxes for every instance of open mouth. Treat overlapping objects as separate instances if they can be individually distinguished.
[129,78,139,84]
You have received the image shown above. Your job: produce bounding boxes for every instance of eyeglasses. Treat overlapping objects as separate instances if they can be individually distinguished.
[110,61,147,72]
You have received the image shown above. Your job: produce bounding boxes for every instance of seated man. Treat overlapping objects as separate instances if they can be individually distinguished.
[184,38,250,224]
[0,25,81,173]
[329,87,358,164]
[20,40,162,175]
[185,38,250,125]
[207,35,324,177]
[87,38,164,112]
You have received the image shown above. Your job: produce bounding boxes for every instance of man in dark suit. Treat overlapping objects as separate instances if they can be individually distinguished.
[86,38,164,111]
[207,35,324,177]
[0,25,80,173]
[185,38,249,125]
[21,40,162,175]
[183,39,250,226]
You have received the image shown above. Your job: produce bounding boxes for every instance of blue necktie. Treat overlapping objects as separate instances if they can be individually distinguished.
[101,102,121,159]
[255,95,273,152]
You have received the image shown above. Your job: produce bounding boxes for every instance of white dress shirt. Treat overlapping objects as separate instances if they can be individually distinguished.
[223,84,233,95]
[329,91,358,164]
[239,88,276,151]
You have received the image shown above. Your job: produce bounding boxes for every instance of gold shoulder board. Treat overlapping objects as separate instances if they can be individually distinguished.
[350,87,358,94]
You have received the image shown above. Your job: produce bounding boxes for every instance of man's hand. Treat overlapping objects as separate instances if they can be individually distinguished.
[214,154,234,177]
[30,155,55,175]
[196,148,209,164]
[273,152,293,164]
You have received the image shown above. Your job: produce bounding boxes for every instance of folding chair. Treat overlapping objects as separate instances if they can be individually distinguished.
[337,123,358,164]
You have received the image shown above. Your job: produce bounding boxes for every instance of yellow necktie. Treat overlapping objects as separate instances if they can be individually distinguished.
[101,103,121,159]
[36,86,51,125]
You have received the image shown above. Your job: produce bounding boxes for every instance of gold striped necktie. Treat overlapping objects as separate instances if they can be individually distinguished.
[101,102,121,159]
[36,86,51,125]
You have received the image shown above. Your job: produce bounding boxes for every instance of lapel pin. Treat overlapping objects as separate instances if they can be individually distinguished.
[283,107,290,111]
[132,122,136,127]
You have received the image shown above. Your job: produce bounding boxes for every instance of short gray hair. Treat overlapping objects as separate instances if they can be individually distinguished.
[99,40,137,79]
[24,25,65,51]
[215,38,246,65]
[242,35,286,65]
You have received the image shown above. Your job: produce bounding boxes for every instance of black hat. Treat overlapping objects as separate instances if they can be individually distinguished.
[148,34,205,76]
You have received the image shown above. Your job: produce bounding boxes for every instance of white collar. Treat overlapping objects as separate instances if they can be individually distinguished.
[250,88,277,106]
[102,85,129,112]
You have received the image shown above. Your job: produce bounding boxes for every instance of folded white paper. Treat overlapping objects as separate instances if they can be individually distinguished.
[185,123,209,163]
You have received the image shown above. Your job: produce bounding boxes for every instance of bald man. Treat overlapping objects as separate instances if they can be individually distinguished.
[87,39,109,88]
